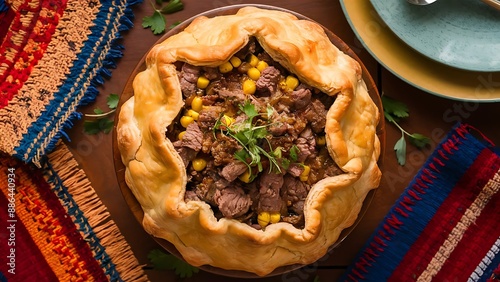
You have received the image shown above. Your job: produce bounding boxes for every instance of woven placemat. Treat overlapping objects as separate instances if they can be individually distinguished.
[342,123,500,281]
[0,0,139,165]
[0,142,149,281]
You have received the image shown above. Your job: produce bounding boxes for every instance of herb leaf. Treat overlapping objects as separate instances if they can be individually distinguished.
[382,95,409,122]
[84,94,118,135]
[215,101,286,180]
[394,133,407,165]
[106,93,119,109]
[147,249,199,278]
[382,94,430,166]
[409,133,430,148]
[142,9,166,35]
[160,0,184,14]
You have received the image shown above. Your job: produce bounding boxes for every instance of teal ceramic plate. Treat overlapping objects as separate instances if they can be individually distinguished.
[340,0,500,102]
[370,0,500,72]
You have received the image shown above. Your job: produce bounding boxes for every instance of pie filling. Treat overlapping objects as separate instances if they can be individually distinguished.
[167,38,343,229]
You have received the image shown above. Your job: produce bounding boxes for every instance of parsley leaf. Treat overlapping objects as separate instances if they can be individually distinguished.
[147,249,199,278]
[382,95,409,121]
[394,133,407,165]
[382,94,430,165]
[83,94,118,135]
[409,133,430,148]
[143,0,184,35]
[106,93,119,109]
[160,0,184,14]
[214,101,287,180]
[142,9,166,35]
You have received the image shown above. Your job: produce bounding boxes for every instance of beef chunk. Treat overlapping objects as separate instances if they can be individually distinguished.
[201,132,215,154]
[179,63,200,97]
[282,175,309,215]
[258,172,284,213]
[198,106,223,131]
[173,140,197,167]
[211,134,242,166]
[202,66,220,80]
[214,185,252,218]
[303,99,327,133]
[220,161,248,182]
[201,94,219,106]
[291,87,312,110]
[181,122,203,151]
[256,66,281,96]
[217,88,246,103]
[193,177,218,205]
[286,163,304,178]
[295,127,316,162]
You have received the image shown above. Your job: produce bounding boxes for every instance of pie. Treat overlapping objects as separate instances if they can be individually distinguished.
[117,6,381,276]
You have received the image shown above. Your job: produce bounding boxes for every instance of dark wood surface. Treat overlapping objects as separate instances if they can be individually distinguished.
[64,1,500,281]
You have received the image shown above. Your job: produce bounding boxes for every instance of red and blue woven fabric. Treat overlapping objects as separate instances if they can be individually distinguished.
[342,123,500,282]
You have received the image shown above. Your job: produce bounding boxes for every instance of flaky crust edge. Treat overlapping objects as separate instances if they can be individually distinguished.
[117,7,381,276]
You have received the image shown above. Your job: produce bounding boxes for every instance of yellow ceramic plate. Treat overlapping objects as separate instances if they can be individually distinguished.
[340,0,500,102]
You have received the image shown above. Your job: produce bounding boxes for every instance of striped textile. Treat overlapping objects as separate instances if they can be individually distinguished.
[0,142,149,281]
[342,123,500,281]
[0,0,140,165]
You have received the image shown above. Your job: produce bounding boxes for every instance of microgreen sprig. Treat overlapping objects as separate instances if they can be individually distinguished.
[382,95,430,165]
[214,101,289,181]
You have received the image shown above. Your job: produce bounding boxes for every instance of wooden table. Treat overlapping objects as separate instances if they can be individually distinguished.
[65,0,500,281]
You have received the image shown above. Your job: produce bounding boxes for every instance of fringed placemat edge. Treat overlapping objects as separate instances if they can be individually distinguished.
[11,0,142,166]
[44,142,149,282]
[341,123,500,281]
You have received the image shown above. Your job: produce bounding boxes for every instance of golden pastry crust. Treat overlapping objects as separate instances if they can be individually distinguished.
[117,6,381,276]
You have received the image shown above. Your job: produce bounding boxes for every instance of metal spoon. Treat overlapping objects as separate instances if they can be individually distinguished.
[407,0,500,10]
[406,0,437,5]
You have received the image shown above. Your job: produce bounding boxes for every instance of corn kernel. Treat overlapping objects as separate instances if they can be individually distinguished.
[178,131,186,140]
[218,62,233,73]
[191,96,203,112]
[285,75,299,91]
[180,116,194,128]
[256,60,269,72]
[238,169,251,183]
[270,212,281,224]
[243,79,256,95]
[299,165,311,182]
[230,56,242,67]
[258,212,270,228]
[197,76,210,89]
[223,115,235,126]
[187,109,199,120]
[316,136,326,146]
[247,54,259,67]
[247,67,261,81]
[192,158,207,171]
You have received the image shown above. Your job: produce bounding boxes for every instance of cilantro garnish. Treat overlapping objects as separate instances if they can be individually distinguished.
[382,95,430,165]
[214,101,290,181]
[83,94,119,135]
[142,0,184,35]
[147,249,199,278]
